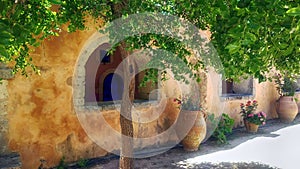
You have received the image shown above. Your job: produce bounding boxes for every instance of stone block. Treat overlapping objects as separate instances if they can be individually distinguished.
[0,102,8,115]
[0,81,8,100]
[0,68,14,80]
[73,99,84,107]
[0,133,9,154]
[0,117,8,133]
[0,116,9,155]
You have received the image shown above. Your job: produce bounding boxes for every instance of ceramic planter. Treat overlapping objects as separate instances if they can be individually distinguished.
[180,110,206,151]
[276,96,298,123]
[244,119,259,133]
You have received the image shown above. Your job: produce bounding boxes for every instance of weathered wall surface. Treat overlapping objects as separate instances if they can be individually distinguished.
[207,69,281,127]
[0,80,10,154]
[76,98,179,153]
[6,26,108,168]
[6,25,181,168]
[0,63,14,154]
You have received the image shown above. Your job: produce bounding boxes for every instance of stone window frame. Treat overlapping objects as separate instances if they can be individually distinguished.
[219,75,255,101]
[0,63,13,154]
[73,32,159,111]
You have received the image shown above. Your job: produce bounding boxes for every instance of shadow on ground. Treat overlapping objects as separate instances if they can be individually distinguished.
[64,115,300,169]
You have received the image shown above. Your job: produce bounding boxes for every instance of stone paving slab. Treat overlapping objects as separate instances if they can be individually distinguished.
[0,153,21,169]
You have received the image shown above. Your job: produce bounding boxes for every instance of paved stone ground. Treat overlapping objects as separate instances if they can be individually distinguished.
[66,115,300,169]
[0,152,21,169]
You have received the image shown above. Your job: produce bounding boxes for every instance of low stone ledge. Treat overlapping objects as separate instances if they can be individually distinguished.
[0,66,14,80]
[0,153,21,169]
[82,100,159,111]
[220,94,254,101]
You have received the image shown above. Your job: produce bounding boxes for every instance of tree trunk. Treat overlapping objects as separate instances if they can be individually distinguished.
[108,1,134,168]
[118,43,135,169]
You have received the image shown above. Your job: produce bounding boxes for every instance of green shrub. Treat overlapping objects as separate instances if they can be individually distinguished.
[57,156,67,169]
[77,158,88,168]
[209,113,235,144]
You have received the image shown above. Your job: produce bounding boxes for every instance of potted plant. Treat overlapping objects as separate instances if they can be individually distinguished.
[274,74,298,122]
[174,94,206,151]
[240,100,267,133]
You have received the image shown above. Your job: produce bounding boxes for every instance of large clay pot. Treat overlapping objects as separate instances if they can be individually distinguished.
[181,110,206,151]
[276,96,298,123]
[244,119,259,133]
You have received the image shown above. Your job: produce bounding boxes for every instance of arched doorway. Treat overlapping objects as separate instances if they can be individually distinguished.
[103,73,124,101]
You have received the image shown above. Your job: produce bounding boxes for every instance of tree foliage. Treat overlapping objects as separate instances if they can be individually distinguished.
[210,0,300,81]
[1,0,300,81]
[0,0,110,75]
[1,0,300,168]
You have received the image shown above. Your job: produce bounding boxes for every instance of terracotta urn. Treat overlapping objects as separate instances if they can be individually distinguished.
[180,110,207,151]
[244,119,259,133]
[276,96,298,123]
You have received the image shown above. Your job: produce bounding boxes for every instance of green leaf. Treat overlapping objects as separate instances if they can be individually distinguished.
[0,37,11,45]
[0,45,8,58]
[282,45,294,57]
[278,43,289,49]
[225,44,240,54]
[48,0,62,5]
[245,32,257,42]
[286,7,300,16]
[0,31,13,39]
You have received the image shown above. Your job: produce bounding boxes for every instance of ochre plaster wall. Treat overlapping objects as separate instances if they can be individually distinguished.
[6,26,108,168]
[6,25,181,168]
[206,69,281,127]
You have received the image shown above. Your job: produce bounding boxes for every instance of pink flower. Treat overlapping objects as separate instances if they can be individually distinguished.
[248,114,254,117]
[247,100,251,104]
[253,100,257,103]
[261,111,267,117]
[262,122,266,125]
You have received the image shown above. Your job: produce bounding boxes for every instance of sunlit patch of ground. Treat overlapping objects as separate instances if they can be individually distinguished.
[176,124,300,169]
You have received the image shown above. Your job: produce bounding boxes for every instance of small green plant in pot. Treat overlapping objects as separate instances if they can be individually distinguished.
[274,74,299,122]
[274,74,298,97]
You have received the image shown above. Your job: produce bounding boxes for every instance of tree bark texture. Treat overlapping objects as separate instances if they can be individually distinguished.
[118,43,135,169]
[109,1,134,169]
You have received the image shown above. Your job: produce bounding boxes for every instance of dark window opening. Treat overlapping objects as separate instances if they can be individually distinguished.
[100,50,110,64]
[103,73,124,101]
[222,79,234,94]
[221,77,253,97]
